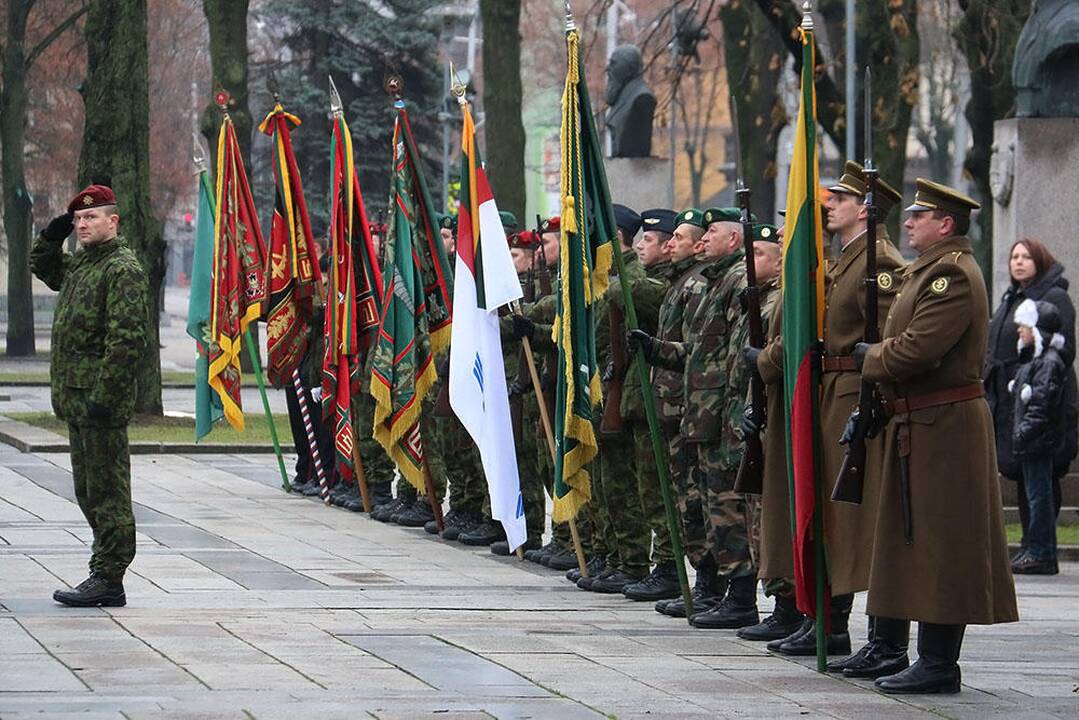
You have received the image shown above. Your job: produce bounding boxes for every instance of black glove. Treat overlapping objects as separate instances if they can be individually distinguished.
[87,401,112,420]
[839,407,862,446]
[740,402,766,439]
[626,329,656,361]
[852,342,871,371]
[511,314,535,341]
[43,213,74,242]
[742,345,761,371]
[508,378,533,397]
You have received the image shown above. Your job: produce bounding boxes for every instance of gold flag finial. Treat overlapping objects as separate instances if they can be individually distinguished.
[328,75,343,115]
[450,62,467,106]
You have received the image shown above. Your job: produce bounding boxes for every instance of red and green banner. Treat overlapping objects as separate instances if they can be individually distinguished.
[259,103,321,388]
[551,26,615,523]
[781,23,830,625]
[370,99,454,491]
[208,113,268,431]
[323,106,383,482]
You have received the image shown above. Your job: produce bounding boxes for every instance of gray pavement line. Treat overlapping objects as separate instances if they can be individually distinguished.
[10,614,93,692]
[108,614,213,691]
[0,494,45,522]
[215,621,328,690]
[337,638,439,691]
[432,635,614,718]
[26,552,84,590]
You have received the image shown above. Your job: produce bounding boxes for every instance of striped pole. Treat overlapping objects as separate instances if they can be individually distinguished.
[291,368,331,505]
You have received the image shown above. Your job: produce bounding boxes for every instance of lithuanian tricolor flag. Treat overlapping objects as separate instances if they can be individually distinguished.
[780,19,830,626]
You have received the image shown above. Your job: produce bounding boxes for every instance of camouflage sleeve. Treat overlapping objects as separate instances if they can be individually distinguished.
[91,254,150,415]
[30,234,68,291]
[651,339,687,371]
[526,294,557,353]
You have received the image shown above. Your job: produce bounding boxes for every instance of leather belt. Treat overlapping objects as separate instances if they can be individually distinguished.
[888,383,984,415]
[821,355,857,372]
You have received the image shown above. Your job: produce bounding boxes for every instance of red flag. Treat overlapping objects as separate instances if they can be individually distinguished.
[208,112,268,430]
[259,103,322,387]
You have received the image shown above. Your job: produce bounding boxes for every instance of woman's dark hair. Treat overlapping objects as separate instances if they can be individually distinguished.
[1009,237,1056,279]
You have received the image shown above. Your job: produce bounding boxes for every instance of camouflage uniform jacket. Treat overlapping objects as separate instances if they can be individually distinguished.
[604,255,670,421]
[653,250,748,451]
[30,234,150,426]
[652,257,709,422]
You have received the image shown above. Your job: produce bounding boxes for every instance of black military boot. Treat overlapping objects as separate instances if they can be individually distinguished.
[546,548,580,571]
[689,574,759,629]
[577,565,612,591]
[372,496,407,522]
[622,562,681,602]
[772,593,853,656]
[738,593,805,641]
[329,481,353,507]
[590,569,645,594]
[369,482,394,508]
[394,499,436,527]
[768,618,812,651]
[526,540,559,564]
[491,536,542,556]
[841,616,910,679]
[302,478,326,497]
[427,508,465,536]
[53,573,126,607]
[567,555,606,583]
[875,623,964,694]
[458,519,506,546]
[657,558,725,618]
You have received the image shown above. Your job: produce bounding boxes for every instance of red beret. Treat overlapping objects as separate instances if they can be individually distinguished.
[68,184,117,214]
[541,216,560,234]
[509,230,539,249]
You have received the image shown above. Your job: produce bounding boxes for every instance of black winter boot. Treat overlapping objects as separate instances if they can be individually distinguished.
[53,573,126,607]
[657,557,725,618]
[689,574,759,629]
[622,562,681,602]
[838,616,910,679]
[458,519,506,546]
[875,623,963,694]
[772,593,852,656]
[738,593,805,641]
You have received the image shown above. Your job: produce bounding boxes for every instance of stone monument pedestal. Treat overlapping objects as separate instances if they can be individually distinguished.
[603,157,674,212]
[992,118,1079,299]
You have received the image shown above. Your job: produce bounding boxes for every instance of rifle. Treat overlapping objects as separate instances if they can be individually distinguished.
[833,67,882,505]
[600,302,628,435]
[535,215,556,437]
[510,226,539,438]
[733,183,766,494]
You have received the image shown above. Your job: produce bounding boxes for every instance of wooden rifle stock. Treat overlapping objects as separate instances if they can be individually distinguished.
[733,185,766,495]
[535,222,556,437]
[600,304,628,434]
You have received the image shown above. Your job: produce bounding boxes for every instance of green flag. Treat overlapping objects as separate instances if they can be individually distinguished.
[551,25,615,522]
[187,166,224,440]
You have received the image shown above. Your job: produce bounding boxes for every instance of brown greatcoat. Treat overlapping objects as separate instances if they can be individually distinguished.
[756,288,793,582]
[820,229,904,595]
[862,235,1018,625]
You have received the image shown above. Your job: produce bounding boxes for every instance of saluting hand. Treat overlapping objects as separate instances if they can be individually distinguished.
[43,213,74,242]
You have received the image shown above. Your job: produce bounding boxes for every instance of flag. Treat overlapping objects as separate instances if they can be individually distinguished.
[448,96,526,551]
[781,22,830,621]
[370,98,454,491]
[551,26,615,523]
[259,103,321,388]
[323,103,384,482]
[187,165,224,440]
[208,113,268,430]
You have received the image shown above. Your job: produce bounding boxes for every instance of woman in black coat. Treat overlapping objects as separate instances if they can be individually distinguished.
[984,237,1078,554]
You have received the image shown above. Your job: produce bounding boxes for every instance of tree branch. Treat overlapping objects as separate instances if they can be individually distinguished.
[26,4,88,70]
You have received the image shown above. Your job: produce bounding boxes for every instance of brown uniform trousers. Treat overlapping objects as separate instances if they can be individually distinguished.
[862,236,1018,625]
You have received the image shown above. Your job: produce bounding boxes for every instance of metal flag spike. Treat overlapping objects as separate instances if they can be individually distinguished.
[450,61,468,106]
[328,75,343,115]
[193,132,206,174]
[801,1,814,30]
[268,69,280,103]
[565,0,576,31]
[863,66,875,172]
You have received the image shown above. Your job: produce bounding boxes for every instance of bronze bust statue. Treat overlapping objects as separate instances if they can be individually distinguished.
[605,44,657,158]
[1014,0,1079,118]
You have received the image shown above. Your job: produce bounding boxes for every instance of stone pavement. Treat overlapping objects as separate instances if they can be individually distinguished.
[0,442,1076,720]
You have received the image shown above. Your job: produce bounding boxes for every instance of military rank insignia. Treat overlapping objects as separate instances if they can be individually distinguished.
[930,277,949,295]
[877,271,894,291]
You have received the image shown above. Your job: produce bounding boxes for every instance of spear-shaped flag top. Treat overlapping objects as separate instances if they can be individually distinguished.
[550,18,615,522]
[323,77,384,482]
[259,102,322,388]
[447,67,527,551]
[370,87,455,491]
[781,7,831,662]
[187,136,225,440]
[208,97,269,430]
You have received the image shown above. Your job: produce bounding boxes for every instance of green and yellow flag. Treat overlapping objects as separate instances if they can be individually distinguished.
[551,24,615,522]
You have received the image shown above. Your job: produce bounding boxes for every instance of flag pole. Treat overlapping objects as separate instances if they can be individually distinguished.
[351,441,372,512]
[421,455,445,531]
[291,368,331,503]
[243,327,291,492]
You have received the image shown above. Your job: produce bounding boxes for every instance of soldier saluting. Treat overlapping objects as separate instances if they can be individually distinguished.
[852,179,1018,694]
[31,185,151,607]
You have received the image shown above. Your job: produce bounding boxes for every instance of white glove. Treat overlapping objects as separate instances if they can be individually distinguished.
[309,386,323,403]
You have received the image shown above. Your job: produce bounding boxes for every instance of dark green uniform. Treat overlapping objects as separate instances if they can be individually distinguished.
[31,233,149,581]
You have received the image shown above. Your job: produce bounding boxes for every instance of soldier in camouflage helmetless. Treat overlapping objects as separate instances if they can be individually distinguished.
[32,185,150,608]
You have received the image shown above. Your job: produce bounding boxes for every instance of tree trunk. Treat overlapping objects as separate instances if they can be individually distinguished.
[721,0,785,220]
[956,0,1030,282]
[2,2,35,356]
[78,0,164,415]
[479,0,526,221]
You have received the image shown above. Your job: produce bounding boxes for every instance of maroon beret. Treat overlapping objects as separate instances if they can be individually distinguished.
[68,184,117,214]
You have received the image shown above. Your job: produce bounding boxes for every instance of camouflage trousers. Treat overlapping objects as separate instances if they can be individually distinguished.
[696,443,754,580]
[630,418,673,565]
[69,423,135,580]
[595,427,650,576]
[516,393,547,542]
[664,420,707,567]
[437,413,489,516]
[354,392,395,495]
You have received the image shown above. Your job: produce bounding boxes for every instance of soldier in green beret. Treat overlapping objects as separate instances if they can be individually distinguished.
[32,185,150,607]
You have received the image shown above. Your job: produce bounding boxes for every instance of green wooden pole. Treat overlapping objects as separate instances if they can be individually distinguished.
[243,326,291,492]
[609,245,695,623]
